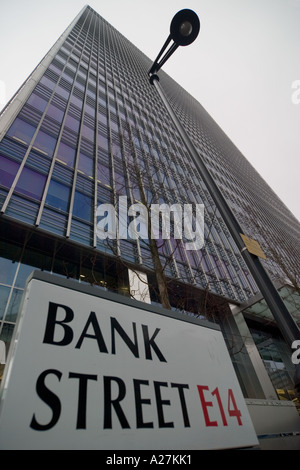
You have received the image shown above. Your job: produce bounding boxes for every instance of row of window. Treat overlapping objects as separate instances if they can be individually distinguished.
[0,15,259,303]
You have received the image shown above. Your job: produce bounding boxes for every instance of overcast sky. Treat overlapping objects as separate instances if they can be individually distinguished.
[1,0,299,221]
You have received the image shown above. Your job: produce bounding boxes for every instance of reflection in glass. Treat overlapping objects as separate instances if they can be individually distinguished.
[78,152,93,177]
[0,254,18,285]
[0,286,10,320]
[5,288,23,323]
[46,104,64,123]
[64,114,80,132]
[98,163,110,187]
[14,263,36,288]
[15,167,46,200]
[40,75,56,90]
[56,141,76,167]
[32,130,57,156]
[73,191,92,222]
[82,124,94,141]
[0,156,19,188]
[27,93,48,113]
[46,180,70,212]
[7,118,37,144]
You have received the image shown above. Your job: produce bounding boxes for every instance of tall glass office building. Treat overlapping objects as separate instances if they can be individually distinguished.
[1,5,300,407]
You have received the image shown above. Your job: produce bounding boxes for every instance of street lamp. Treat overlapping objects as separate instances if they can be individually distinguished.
[148,9,200,75]
[148,9,300,389]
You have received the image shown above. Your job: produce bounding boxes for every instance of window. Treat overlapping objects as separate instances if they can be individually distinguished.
[56,85,70,100]
[81,124,94,141]
[32,130,57,156]
[46,180,70,212]
[114,171,126,195]
[40,75,56,90]
[64,113,80,132]
[78,152,93,177]
[0,247,19,285]
[73,190,92,222]
[27,93,48,113]
[0,286,10,320]
[5,288,23,322]
[46,104,64,123]
[98,163,110,187]
[7,118,37,144]
[15,167,46,200]
[98,133,108,151]
[56,141,76,167]
[0,156,20,188]
[70,94,83,109]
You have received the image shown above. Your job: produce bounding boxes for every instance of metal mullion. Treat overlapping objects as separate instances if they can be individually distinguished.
[107,25,126,257]
[101,23,121,256]
[92,16,102,248]
[109,26,139,259]
[35,12,92,227]
[66,10,95,238]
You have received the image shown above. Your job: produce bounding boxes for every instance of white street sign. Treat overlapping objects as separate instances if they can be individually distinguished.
[0,272,258,450]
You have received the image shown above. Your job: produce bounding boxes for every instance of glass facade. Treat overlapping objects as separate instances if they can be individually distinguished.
[0,6,300,404]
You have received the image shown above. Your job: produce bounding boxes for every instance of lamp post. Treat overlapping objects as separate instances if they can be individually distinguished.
[148,9,300,387]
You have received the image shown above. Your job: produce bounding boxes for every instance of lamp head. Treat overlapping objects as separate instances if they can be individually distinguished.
[170,9,200,46]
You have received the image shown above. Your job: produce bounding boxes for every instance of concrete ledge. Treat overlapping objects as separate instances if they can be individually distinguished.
[246,398,300,449]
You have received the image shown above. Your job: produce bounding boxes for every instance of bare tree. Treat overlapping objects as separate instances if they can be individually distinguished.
[100,129,180,309]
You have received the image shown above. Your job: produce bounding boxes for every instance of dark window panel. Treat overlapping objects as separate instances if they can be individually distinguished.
[7,118,37,145]
[73,190,92,222]
[45,179,70,212]
[0,156,20,188]
[15,167,46,200]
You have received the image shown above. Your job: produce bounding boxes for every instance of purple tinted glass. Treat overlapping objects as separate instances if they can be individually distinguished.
[78,152,93,177]
[15,167,46,200]
[46,104,64,123]
[56,86,70,100]
[73,191,92,221]
[81,124,94,141]
[114,171,125,195]
[40,76,56,90]
[7,118,37,144]
[85,104,95,118]
[0,155,20,187]
[98,134,108,151]
[64,114,80,132]
[27,93,48,112]
[56,141,76,167]
[32,130,57,157]
[98,163,110,186]
[46,179,70,212]
[70,94,83,109]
